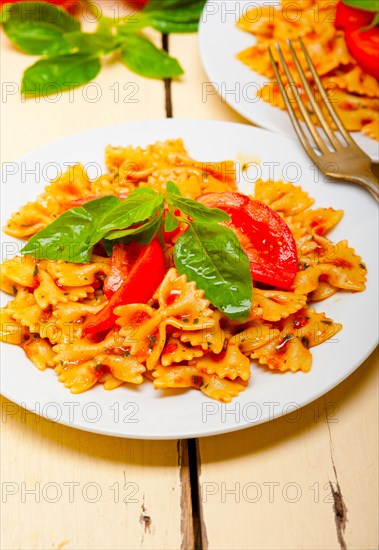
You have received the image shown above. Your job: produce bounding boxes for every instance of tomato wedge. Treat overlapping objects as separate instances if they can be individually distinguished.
[198,193,298,289]
[334,1,379,80]
[103,243,142,298]
[335,2,374,31]
[345,26,379,80]
[83,240,166,335]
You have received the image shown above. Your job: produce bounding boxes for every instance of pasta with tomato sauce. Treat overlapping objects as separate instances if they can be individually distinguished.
[236,0,379,141]
[0,139,367,402]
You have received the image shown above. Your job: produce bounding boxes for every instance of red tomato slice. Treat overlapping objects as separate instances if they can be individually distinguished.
[198,193,298,290]
[103,242,142,298]
[345,26,379,80]
[335,1,374,30]
[83,240,166,335]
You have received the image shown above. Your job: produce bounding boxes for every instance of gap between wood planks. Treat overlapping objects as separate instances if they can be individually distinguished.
[161,34,207,550]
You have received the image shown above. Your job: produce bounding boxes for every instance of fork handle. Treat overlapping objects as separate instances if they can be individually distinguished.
[348,168,379,203]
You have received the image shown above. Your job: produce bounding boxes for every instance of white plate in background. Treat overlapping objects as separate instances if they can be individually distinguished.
[199,0,379,161]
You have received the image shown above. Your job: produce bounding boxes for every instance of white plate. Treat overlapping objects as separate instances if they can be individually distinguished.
[199,0,379,161]
[1,119,378,439]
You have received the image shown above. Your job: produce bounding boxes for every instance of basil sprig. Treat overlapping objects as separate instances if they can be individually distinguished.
[21,184,252,321]
[0,0,206,94]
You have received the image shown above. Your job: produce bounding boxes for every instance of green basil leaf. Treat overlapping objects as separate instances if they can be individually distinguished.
[148,18,200,33]
[167,195,230,223]
[131,187,158,195]
[22,208,93,263]
[164,210,180,232]
[120,34,184,78]
[174,222,252,321]
[100,191,164,233]
[22,53,101,95]
[105,208,164,243]
[144,0,206,33]
[96,16,116,36]
[166,181,181,195]
[116,14,151,35]
[342,0,379,11]
[144,0,203,12]
[85,196,123,246]
[21,196,120,263]
[2,1,79,55]
[63,31,118,54]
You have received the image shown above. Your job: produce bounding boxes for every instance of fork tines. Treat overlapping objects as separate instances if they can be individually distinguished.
[268,38,355,155]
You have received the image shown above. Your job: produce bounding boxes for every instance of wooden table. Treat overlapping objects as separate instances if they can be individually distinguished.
[1,5,378,548]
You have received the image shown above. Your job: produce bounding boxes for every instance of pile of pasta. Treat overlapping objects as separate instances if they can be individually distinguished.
[4,139,236,240]
[237,0,379,141]
[0,141,367,402]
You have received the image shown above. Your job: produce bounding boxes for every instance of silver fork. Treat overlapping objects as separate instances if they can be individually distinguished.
[268,38,379,202]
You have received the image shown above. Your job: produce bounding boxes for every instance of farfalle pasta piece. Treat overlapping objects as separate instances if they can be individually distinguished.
[293,208,344,237]
[45,260,109,287]
[12,303,43,333]
[309,281,338,302]
[161,337,204,366]
[252,308,342,372]
[236,6,280,36]
[0,308,29,345]
[4,200,60,239]
[0,276,23,296]
[98,372,125,391]
[153,365,246,403]
[200,375,247,403]
[34,269,88,309]
[156,268,213,320]
[5,290,43,332]
[294,240,367,293]
[0,256,37,288]
[195,336,251,381]
[96,354,145,385]
[33,270,65,309]
[254,179,314,215]
[172,310,225,353]
[22,336,56,370]
[55,359,100,393]
[53,331,115,365]
[116,304,160,359]
[323,66,379,98]
[52,298,106,323]
[250,288,307,322]
[234,320,280,354]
